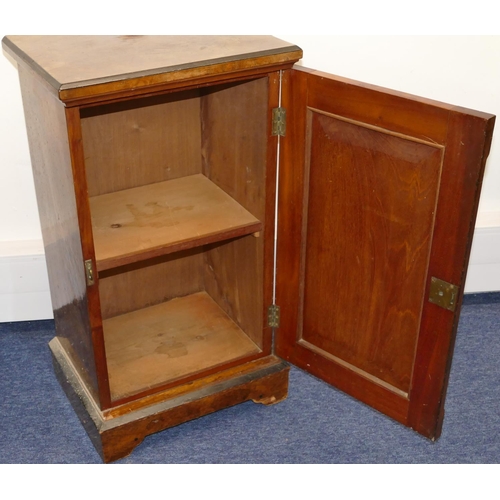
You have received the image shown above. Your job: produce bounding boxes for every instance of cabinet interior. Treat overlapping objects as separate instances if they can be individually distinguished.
[80,77,269,402]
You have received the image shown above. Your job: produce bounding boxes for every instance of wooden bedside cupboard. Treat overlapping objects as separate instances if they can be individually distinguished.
[2,35,495,462]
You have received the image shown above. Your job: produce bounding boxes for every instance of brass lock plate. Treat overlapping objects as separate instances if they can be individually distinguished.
[428,277,459,312]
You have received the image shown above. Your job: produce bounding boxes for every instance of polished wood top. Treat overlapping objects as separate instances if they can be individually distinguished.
[2,35,302,103]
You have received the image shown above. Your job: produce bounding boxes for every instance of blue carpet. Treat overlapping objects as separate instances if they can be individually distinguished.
[1,299,499,464]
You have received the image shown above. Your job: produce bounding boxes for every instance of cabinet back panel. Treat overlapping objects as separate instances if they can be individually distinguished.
[80,91,203,196]
[98,249,204,320]
[201,78,268,220]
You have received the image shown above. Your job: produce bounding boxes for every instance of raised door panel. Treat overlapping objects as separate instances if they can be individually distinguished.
[276,66,495,438]
[302,112,443,396]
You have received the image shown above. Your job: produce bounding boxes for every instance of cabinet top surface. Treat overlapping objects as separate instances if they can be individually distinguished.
[2,35,302,103]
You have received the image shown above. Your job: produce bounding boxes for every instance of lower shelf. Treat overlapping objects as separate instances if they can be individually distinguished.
[103,291,262,400]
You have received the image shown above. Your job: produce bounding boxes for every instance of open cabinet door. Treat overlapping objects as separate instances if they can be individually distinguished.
[275,66,495,439]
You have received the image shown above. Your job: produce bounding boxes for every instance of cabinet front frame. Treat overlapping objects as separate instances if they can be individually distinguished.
[68,71,283,409]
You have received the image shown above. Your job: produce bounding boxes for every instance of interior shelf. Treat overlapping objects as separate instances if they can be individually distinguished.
[90,174,262,272]
[103,291,262,400]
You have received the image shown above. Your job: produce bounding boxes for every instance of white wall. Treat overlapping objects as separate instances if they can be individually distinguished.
[0,30,499,320]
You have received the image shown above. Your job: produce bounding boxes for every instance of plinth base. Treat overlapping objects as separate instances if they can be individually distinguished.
[49,337,289,463]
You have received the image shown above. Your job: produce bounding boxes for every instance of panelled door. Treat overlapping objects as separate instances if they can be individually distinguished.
[276,66,495,439]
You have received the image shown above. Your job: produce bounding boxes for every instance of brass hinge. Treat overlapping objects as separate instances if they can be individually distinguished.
[428,277,459,312]
[267,304,281,328]
[84,259,95,286]
[272,107,286,136]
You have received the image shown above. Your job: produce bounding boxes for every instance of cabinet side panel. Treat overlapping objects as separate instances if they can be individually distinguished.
[18,66,99,396]
[201,77,272,351]
[200,78,268,220]
[80,91,203,196]
[204,237,264,348]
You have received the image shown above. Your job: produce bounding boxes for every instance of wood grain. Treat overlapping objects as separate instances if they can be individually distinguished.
[199,76,272,351]
[101,355,287,419]
[81,91,203,197]
[65,105,112,408]
[3,36,302,104]
[276,66,495,436]
[8,35,296,460]
[103,291,261,400]
[99,361,288,463]
[407,109,496,438]
[301,109,444,394]
[204,236,264,347]
[51,334,289,463]
[98,249,205,320]
[201,77,268,219]
[89,174,262,271]
[17,64,101,399]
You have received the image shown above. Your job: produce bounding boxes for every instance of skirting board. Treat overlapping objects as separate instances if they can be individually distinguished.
[1,226,500,322]
[464,226,500,294]
[0,240,52,322]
